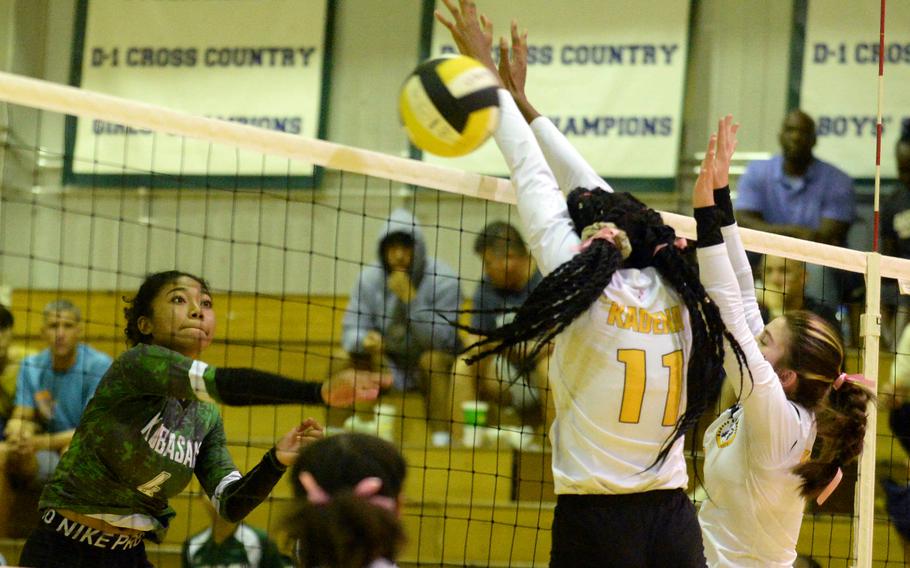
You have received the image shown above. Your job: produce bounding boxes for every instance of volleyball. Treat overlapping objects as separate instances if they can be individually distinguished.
[399,55,500,157]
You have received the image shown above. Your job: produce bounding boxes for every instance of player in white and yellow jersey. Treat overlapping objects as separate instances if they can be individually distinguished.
[436,3,746,566]
[693,117,873,567]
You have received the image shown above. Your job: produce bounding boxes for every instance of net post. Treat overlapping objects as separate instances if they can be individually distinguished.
[854,251,881,568]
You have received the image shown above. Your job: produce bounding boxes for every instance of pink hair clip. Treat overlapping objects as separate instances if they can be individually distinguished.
[300,471,331,505]
[299,471,397,514]
[832,373,875,391]
[815,467,843,506]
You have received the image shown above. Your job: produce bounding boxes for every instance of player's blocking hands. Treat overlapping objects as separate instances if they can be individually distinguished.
[321,367,393,407]
[693,134,717,209]
[435,0,499,75]
[712,114,739,189]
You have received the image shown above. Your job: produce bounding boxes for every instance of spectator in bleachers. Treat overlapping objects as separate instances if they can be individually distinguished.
[880,118,910,346]
[451,221,548,439]
[287,433,406,568]
[342,208,462,445]
[182,493,293,567]
[757,255,839,331]
[735,110,855,246]
[0,304,18,438]
[735,110,857,316]
[3,300,111,489]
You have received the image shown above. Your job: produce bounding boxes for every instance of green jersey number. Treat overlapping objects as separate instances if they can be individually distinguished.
[137,471,172,497]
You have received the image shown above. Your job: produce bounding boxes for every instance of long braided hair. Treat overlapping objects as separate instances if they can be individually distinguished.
[462,189,748,465]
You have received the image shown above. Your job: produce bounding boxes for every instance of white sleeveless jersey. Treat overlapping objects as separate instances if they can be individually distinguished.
[550,267,692,494]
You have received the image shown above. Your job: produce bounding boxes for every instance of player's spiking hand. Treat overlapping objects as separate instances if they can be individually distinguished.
[497,20,540,123]
[435,0,500,81]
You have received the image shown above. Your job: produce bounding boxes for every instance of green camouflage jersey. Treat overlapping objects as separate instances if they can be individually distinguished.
[40,344,237,541]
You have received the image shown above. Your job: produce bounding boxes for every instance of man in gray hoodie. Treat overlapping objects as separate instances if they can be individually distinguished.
[342,209,462,444]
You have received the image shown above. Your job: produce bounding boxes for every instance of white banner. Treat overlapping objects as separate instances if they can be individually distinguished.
[800,0,910,179]
[68,0,330,184]
[423,0,690,184]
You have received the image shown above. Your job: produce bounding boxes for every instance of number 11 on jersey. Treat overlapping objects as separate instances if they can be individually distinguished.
[617,349,683,426]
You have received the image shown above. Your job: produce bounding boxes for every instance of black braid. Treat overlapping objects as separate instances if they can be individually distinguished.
[460,238,623,365]
[650,246,751,466]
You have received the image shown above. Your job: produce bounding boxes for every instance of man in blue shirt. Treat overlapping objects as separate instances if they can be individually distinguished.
[735,110,856,245]
[736,110,856,308]
[3,299,111,489]
[881,119,910,346]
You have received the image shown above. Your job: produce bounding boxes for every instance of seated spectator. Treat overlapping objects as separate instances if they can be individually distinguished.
[0,304,18,437]
[881,118,910,347]
[183,493,293,567]
[736,110,855,246]
[451,221,548,439]
[735,109,857,310]
[3,300,111,489]
[287,433,406,568]
[341,209,462,444]
[757,254,839,330]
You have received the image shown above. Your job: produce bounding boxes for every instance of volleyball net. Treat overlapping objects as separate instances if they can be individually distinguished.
[1,71,910,567]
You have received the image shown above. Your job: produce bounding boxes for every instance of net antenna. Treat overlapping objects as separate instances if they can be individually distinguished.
[855,2,888,566]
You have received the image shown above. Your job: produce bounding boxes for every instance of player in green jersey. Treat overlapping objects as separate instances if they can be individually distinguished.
[19,270,391,568]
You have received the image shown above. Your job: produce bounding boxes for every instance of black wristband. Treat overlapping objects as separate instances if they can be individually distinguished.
[266,447,289,472]
[694,206,724,248]
[214,368,325,405]
[713,186,736,226]
[220,449,287,522]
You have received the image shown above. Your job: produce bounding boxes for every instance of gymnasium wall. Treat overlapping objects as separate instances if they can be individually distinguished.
[0,0,793,296]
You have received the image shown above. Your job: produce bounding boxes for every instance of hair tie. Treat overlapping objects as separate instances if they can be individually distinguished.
[575,222,632,259]
[832,372,875,391]
[653,237,688,257]
[300,471,331,504]
[299,472,397,513]
[815,467,843,505]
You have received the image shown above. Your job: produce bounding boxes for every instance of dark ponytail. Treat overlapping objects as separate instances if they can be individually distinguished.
[459,189,748,465]
[782,311,874,499]
[286,433,407,568]
[795,382,873,499]
[285,493,403,568]
[650,245,749,465]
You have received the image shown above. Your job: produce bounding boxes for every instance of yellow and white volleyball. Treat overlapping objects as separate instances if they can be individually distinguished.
[399,55,500,157]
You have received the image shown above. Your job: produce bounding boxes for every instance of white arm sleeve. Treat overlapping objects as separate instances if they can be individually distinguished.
[698,244,806,466]
[721,224,765,336]
[529,116,613,196]
[493,90,579,275]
